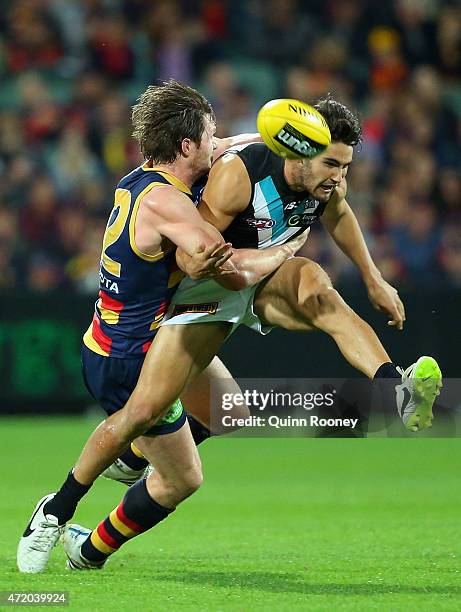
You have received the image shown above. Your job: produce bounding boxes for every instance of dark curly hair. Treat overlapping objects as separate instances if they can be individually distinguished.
[314,96,362,146]
[132,80,215,163]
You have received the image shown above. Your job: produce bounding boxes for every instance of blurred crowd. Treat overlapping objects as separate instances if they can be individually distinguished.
[0,0,460,294]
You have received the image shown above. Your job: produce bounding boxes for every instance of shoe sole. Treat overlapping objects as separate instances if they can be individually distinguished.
[406,356,443,431]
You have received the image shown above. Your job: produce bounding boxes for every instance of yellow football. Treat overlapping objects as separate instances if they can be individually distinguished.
[256,98,331,160]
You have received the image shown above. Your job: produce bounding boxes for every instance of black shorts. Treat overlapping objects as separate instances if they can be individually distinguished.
[81,344,186,436]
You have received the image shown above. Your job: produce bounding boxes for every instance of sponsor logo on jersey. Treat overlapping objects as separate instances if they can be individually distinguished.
[172,302,219,316]
[99,270,120,293]
[304,200,320,214]
[275,123,322,157]
[243,218,276,230]
[284,199,319,213]
[287,213,318,227]
[285,199,320,227]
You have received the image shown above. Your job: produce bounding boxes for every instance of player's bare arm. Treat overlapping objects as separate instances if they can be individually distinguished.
[199,152,252,231]
[321,179,406,330]
[176,242,237,280]
[178,153,308,290]
[135,183,235,278]
[213,133,261,160]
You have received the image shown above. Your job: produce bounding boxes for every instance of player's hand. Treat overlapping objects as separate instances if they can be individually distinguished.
[181,241,237,280]
[283,228,310,257]
[366,277,406,330]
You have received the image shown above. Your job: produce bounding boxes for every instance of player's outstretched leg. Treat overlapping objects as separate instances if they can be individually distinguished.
[17,494,63,573]
[253,258,442,432]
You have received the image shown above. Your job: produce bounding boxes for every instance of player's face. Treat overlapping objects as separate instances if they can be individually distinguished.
[300,142,353,202]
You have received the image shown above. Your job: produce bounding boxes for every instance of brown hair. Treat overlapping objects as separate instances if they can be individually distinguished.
[132,80,215,163]
[314,96,362,146]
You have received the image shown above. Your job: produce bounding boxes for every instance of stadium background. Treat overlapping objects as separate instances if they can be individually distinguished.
[0,0,459,413]
[0,2,460,609]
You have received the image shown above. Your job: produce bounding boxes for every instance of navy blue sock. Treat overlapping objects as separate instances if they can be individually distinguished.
[374,362,400,379]
[118,444,149,471]
[44,471,92,524]
[373,362,401,416]
[81,479,174,563]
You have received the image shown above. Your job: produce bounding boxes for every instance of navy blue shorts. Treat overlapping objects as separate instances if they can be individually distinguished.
[81,344,186,436]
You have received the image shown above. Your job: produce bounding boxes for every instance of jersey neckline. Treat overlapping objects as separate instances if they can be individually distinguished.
[141,162,192,195]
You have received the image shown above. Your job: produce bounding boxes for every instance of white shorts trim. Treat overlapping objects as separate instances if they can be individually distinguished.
[161,277,273,335]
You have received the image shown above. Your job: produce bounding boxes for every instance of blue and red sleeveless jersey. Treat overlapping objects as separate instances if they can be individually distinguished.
[83,164,193,358]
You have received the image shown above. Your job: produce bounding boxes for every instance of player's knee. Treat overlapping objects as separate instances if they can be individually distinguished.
[298,262,332,301]
[181,467,204,497]
[315,285,343,309]
[166,466,203,503]
[296,263,344,321]
[146,463,203,508]
[297,263,330,302]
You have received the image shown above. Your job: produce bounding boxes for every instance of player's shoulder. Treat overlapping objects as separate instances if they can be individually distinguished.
[227,142,272,163]
[226,142,281,184]
[142,183,192,217]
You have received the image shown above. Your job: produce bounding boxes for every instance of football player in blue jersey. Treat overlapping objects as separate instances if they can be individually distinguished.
[17,80,306,573]
[53,96,441,570]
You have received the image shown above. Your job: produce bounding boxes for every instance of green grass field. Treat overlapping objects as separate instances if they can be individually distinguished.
[1,417,460,611]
